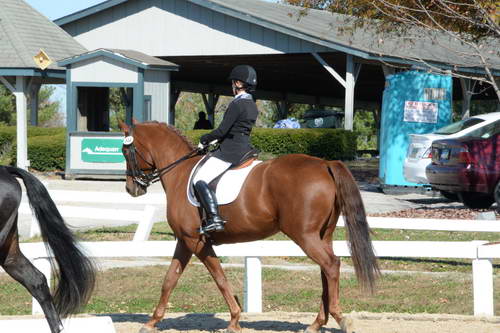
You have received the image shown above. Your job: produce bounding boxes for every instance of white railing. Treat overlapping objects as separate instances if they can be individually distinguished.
[20,239,499,317]
[20,190,165,241]
[18,189,499,317]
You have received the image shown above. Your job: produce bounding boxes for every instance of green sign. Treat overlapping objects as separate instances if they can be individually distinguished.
[81,138,125,163]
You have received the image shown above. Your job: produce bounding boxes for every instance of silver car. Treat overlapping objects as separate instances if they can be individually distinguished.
[403,112,500,185]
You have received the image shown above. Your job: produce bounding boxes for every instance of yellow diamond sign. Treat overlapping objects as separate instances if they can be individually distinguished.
[33,49,53,70]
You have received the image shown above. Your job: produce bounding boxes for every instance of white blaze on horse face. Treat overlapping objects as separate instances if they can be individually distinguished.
[123,136,134,145]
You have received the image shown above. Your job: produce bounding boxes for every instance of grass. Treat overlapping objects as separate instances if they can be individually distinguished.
[10,221,498,317]
[1,263,498,316]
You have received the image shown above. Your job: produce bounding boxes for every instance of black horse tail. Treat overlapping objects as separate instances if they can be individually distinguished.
[6,166,96,317]
[327,161,380,293]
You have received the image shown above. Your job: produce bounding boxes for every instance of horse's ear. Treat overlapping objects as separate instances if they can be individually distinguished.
[132,118,139,125]
[118,120,129,133]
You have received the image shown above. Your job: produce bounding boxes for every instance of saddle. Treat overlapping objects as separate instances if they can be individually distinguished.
[187,148,261,206]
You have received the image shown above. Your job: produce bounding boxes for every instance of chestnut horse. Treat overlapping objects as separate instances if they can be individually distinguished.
[0,166,95,333]
[120,121,379,333]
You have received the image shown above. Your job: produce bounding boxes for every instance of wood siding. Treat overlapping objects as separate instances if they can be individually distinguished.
[71,56,138,83]
[144,70,170,123]
[62,0,328,56]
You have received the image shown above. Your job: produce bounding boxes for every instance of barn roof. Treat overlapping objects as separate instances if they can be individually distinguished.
[0,0,87,71]
[55,0,500,75]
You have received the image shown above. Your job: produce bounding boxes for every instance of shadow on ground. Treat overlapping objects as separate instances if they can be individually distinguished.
[104,313,341,332]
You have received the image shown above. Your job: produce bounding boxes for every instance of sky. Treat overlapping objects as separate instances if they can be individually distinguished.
[26,0,110,20]
[24,0,278,112]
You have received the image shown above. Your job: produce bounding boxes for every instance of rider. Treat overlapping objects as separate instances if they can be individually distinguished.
[193,65,259,234]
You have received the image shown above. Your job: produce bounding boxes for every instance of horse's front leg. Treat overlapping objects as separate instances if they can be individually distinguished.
[140,240,193,333]
[196,243,242,333]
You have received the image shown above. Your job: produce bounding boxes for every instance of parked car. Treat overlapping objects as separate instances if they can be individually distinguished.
[425,119,500,209]
[404,112,500,184]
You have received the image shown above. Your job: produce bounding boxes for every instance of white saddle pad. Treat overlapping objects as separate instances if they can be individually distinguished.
[187,159,262,206]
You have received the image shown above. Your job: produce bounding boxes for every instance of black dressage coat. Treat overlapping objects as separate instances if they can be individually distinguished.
[200,93,258,165]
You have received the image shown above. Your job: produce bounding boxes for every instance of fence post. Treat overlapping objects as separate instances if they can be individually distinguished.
[32,257,52,315]
[244,256,262,313]
[472,240,494,316]
[133,205,157,241]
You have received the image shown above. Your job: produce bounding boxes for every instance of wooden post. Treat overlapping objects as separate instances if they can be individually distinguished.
[14,76,29,169]
[344,54,355,131]
[244,256,262,313]
[30,83,41,126]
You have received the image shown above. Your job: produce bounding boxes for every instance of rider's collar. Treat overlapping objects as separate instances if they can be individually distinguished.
[234,92,252,100]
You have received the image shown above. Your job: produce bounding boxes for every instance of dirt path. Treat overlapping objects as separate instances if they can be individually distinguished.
[6,312,496,333]
[110,312,499,333]
[109,312,499,333]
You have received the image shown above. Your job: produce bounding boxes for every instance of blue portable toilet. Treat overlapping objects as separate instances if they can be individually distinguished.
[379,71,452,191]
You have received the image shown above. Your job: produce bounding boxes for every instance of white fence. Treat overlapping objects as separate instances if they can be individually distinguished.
[17,189,500,317]
[20,189,165,240]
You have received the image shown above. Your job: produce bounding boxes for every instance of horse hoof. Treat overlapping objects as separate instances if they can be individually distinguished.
[138,326,158,333]
[304,327,319,333]
[224,328,241,333]
[340,316,354,333]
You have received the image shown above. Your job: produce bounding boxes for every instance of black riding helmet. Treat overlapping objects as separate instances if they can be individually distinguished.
[228,65,257,90]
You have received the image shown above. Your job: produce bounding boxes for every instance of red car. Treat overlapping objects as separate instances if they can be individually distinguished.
[426,121,500,209]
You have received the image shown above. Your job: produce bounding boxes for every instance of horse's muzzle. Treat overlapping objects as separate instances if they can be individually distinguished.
[126,180,147,197]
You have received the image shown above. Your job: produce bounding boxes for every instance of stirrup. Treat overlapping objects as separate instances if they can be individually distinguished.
[198,218,226,234]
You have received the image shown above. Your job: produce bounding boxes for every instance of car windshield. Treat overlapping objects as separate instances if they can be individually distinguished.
[434,118,484,135]
[464,119,500,138]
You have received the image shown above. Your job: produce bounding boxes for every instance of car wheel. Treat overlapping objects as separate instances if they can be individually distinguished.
[458,192,494,209]
[494,181,500,210]
[440,190,459,202]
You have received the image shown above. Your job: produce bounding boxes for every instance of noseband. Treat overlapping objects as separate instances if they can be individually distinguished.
[122,127,201,188]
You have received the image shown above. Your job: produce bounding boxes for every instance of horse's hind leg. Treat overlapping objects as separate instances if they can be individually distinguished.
[141,240,193,333]
[0,221,63,333]
[300,238,352,333]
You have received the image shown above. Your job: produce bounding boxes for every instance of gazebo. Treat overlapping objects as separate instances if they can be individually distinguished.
[0,0,86,169]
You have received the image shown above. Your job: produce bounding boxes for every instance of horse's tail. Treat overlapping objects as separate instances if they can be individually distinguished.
[5,166,96,317]
[327,161,380,292]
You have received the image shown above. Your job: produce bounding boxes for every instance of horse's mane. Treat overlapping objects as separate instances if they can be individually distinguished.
[142,121,195,149]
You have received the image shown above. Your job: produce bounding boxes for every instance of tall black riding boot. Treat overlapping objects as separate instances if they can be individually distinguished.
[194,180,226,234]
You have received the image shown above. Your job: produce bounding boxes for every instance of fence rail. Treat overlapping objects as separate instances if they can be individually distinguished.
[20,240,499,317]
[18,189,500,317]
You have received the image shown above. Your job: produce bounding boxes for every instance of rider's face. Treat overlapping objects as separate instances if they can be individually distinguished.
[232,80,245,95]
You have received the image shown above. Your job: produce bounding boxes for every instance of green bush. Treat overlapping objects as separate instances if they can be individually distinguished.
[186,128,357,160]
[10,133,66,171]
[0,125,16,149]
[5,126,356,172]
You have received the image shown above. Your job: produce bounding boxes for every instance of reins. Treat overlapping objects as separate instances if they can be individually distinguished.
[123,126,203,188]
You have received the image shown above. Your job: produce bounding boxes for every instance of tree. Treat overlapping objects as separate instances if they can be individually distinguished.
[36,86,63,127]
[283,0,500,101]
[0,85,15,125]
[0,84,63,127]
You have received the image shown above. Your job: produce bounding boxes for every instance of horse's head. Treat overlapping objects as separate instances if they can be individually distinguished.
[119,120,156,197]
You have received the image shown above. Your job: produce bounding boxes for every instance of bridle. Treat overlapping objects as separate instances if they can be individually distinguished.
[122,127,201,188]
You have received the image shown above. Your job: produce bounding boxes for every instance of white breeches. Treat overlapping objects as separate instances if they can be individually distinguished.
[193,156,232,185]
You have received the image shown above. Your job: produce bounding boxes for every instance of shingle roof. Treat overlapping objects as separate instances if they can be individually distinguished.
[56,0,500,74]
[0,0,87,70]
[58,48,179,70]
[200,0,500,72]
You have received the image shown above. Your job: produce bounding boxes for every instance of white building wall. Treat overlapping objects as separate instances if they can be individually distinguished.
[144,70,170,123]
[63,0,328,56]
[71,56,138,83]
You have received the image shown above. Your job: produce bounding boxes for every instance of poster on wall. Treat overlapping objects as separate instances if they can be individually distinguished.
[403,101,439,123]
